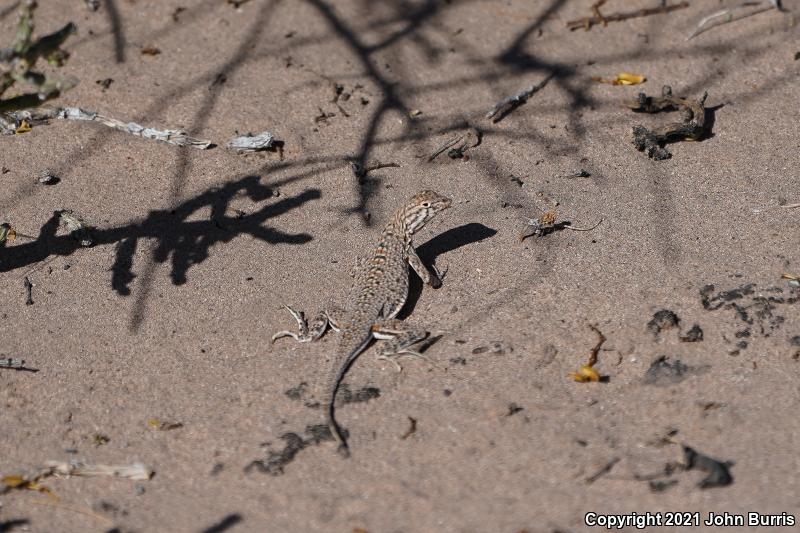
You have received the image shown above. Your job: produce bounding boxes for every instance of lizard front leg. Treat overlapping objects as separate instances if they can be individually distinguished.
[406,246,445,288]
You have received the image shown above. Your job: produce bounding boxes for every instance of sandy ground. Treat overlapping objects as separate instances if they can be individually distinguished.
[1,0,799,531]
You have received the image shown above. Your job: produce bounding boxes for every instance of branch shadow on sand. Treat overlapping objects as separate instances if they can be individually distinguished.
[1,175,321,329]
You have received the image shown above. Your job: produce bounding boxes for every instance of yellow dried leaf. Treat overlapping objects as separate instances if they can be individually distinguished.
[26,481,54,496]
[15,120,32,134]
[615,72,646,85]
[592,73,646,86]
[148,418,183,431]
[2,476,54,496]
[3,475,26,488]
[570,364,601,383]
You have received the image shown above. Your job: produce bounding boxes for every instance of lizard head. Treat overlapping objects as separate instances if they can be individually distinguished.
[401,190,452,234]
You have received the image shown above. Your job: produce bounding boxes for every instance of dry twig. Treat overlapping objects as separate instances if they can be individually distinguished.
[567,1,689,31]
[687,1,781,40]
[2,106,213,148]
[485,75,553,123]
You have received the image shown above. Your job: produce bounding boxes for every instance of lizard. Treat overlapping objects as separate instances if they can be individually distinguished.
[272,190,452,457]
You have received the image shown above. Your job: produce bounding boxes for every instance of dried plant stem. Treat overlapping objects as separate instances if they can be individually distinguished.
[687,1,778,40]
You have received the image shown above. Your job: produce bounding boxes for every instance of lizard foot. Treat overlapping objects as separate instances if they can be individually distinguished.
[377,350,431,372]
[271,305,330,343]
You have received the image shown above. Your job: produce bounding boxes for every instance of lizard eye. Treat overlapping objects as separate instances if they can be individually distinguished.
[422,202,431,208]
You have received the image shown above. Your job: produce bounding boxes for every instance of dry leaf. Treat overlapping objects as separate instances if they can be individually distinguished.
[141,46,161,56]
[570,364,601,383]
[592,72,646,86]
[0,224,16,243]
[147,418,184,431]
[2,475,54,497]
[15,119,32,134]
[2,475,27,488]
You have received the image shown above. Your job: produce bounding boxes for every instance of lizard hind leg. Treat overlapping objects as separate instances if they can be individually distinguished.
[372,319,430,372]
[271,305,331,343]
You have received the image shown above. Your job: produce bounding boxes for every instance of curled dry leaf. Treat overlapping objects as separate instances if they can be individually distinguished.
[592,72,646,85]
[15,119,32,134]
[570,324,606,383]
[571,364,601,383]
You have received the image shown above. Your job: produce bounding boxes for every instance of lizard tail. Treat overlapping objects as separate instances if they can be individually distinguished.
[327,390,350,458]
[326,334,372,458]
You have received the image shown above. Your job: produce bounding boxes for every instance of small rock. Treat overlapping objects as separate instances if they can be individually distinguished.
[38,169,59,185]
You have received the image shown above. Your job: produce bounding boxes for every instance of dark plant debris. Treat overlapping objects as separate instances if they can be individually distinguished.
[680,444,734,489]
[23,276,33,305]
[351,160,400,179]
[649,479,679,493]
[700,283,798,352]
[563,169,591,178]
[679,324,704,342]
[485,75,552,123]
[647,309,680,336]
[0,358,38,372]
[96,78,113,90]
[246,424,333,476]
[428,127,480,161]
[336,384,380,406]
[147,418,183,431]
[171,6,186,22]
[400,417,417,440]
[627,85,708,160]
[471,341,510,356]
[585,456,620,484]
[506,403,524,416]
[642,355,708,386]
[570,324,608,383]
[284,382,309,401]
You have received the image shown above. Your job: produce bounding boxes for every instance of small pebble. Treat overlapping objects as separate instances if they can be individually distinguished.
[38,169,59,185]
